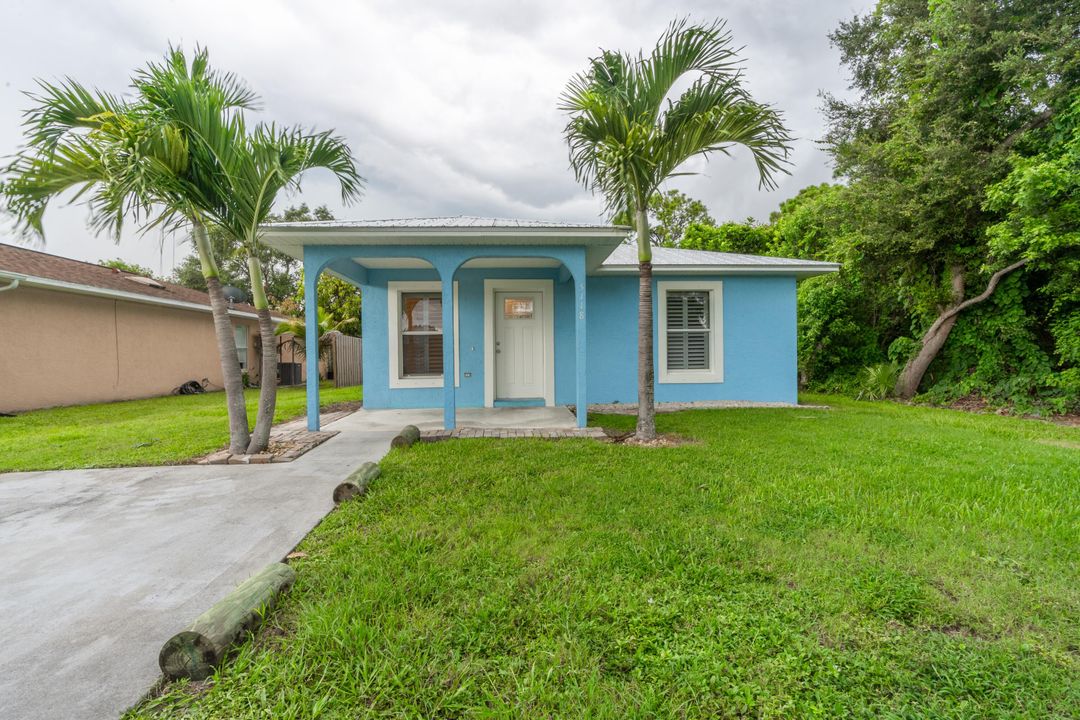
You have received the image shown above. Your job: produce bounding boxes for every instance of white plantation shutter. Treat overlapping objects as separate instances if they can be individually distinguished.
[665,290,711,371]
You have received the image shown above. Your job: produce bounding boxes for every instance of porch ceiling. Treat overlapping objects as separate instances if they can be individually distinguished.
[353,256,563,270]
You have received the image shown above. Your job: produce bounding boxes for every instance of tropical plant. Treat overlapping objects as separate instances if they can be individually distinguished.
[275,307,356,364]
[1,47,259,454]
[561,18,792,439]
[207,124,362,452]
[2,48,362,454]
[855,362,901,401]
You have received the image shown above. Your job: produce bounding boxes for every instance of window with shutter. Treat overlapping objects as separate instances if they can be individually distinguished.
[658,280,724,384]
[665,291,710,371]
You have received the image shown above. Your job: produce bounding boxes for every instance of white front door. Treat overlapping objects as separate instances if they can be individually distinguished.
[494,291,545,399]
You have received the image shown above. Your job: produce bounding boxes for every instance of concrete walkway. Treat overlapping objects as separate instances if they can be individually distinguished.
[0,415,396,720]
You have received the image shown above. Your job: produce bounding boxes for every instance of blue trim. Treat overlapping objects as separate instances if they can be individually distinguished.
[303,248,321,431]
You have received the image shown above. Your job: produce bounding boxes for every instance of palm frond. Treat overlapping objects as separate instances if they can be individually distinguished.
[561,18,792,218]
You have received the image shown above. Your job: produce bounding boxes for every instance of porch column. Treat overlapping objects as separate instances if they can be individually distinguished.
[304,261,320,431]
[440,274,457,430]
[573,262,588,428]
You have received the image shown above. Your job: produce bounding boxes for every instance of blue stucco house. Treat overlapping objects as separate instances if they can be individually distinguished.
[260,217,839,431]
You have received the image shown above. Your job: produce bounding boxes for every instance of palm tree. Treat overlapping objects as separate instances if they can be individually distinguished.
[561,19,792,440]
[1,48,259,453]
[209,124,362,453]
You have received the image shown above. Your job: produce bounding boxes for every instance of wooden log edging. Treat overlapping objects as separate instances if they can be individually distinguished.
[332,461,381,504]
[390,424,421,449]
[158,562,297,681]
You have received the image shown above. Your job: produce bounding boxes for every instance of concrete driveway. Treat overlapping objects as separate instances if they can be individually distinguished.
[0,417,396,720]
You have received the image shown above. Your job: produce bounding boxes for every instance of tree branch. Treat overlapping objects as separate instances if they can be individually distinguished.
[937,258,1030,327]
[995,109,1054,155]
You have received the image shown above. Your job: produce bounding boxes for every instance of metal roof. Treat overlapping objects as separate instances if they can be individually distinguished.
[258,217,839,278]
[598,244,839,277]
[265,216,628,230]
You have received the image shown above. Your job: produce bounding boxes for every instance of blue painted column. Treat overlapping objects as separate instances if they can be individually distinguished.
[572,259,588,428]
[304,259,321,431]
[440,273,457,430]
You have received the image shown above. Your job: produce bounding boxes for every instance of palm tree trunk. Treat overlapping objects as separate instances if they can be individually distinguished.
[635,207,657,440]
[246,255,278,454]
[193,219,250,454]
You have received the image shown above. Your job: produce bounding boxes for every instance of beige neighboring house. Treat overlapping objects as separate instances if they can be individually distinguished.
[0,242,306,413]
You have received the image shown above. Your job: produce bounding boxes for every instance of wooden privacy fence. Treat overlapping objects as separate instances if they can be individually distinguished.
[329,332,362,387]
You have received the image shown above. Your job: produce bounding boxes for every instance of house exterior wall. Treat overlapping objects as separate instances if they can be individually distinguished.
[0,286,261,412]
[586,274,798,405]
[359,269,798,409]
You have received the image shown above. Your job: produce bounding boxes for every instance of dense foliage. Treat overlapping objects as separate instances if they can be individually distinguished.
[662,0,1080,414]
[613,189,715,246]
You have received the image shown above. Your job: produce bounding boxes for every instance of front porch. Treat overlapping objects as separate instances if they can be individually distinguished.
[331,405,607,440]
[260,218,629,432]
[342,404,579,431]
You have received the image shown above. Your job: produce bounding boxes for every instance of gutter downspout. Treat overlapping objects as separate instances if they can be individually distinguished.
[0,278,20,293]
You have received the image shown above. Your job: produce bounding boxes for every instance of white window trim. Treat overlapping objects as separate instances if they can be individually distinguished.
[657,280,724,384]
[483,279,555,407]
[234,325,249,372]
[387,281,459,389]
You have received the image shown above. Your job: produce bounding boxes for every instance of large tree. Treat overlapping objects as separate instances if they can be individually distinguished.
[561,18,791,439]
[824,0,1080,399]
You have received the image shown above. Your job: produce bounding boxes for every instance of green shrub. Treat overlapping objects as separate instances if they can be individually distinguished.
[856,362,901,401]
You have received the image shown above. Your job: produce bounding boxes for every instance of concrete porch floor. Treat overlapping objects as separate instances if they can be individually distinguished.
[336,405,579,432]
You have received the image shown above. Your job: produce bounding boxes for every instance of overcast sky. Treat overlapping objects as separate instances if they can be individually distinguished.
[1,0,873,276]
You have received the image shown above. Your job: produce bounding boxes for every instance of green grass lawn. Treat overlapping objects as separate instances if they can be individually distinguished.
[0,384,361,472]
[132,396,1079,719]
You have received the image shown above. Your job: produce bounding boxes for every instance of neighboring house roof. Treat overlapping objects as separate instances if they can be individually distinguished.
[0,243,285,321]
[598,244,840,278]
[260,217,839,279]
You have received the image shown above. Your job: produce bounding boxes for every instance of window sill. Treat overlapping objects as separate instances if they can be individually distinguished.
[658,370,724,385]
[389,376,445,389]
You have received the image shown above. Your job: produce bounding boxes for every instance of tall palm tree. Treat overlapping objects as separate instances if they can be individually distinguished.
[209,124,363,453]
[2,48,258,453]
[561,19,792,440]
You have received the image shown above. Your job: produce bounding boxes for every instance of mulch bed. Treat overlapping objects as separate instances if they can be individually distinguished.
[602,427,700,447]
[943,394,1080,427]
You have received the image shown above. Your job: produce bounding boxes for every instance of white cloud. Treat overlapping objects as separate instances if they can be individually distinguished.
[0,0,871,273]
